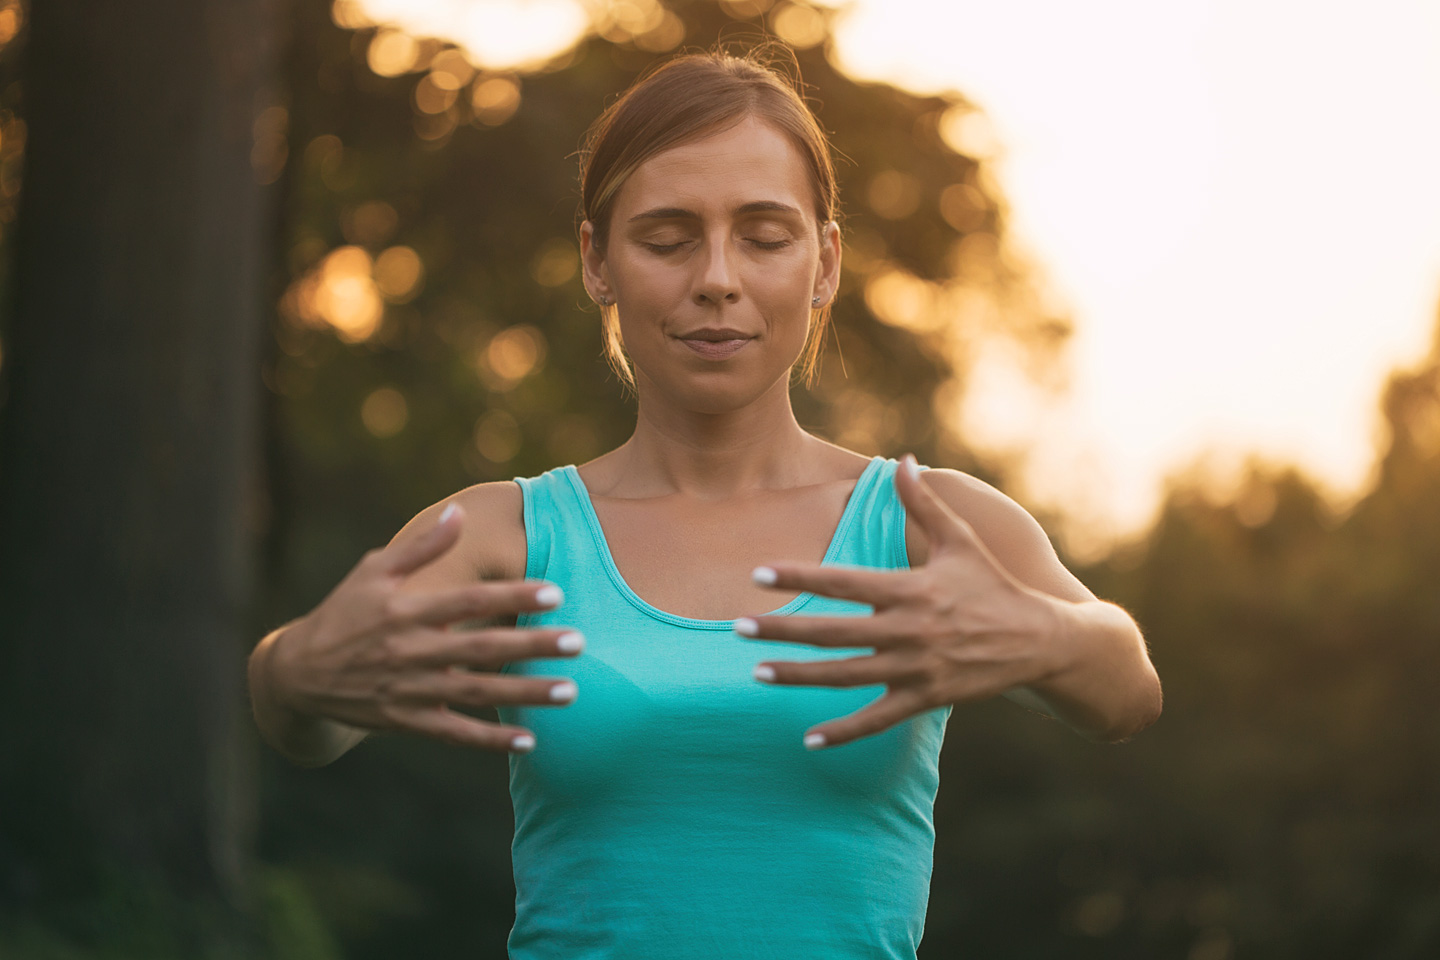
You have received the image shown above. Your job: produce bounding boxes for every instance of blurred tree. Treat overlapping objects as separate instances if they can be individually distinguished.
[0,0,282,951]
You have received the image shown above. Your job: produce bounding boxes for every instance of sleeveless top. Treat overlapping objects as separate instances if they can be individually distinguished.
[497,456,951,959]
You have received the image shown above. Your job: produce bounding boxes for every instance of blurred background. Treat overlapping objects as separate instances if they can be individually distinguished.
[0,0,1437,957]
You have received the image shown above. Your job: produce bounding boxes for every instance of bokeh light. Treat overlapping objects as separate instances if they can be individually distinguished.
[473,409,522,462]
[373,246,424,302]
[280,245,385,342]
[530,238,578,288]
[478,325,547,391]
[470,76,521,126]
[361,386,409,438]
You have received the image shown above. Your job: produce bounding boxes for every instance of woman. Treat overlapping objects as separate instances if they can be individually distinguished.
[248,48,1161,960]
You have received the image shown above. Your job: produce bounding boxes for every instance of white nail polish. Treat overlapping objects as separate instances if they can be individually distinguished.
[804,732,827,750]
[511,734,535,752]
[733,618,759,637]
[557,632,585,653]
[753,664,776,682]
[903,455,921,481]
[438,502,458,525]
[752,566,778,585]
[535,585,564,608]
[549,681,577,703]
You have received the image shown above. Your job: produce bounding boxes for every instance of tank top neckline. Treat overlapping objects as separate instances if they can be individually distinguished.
[558,455,887,631]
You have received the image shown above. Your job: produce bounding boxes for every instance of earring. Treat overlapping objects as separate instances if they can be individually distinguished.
[811,295,823,307]
[598,295,611,306]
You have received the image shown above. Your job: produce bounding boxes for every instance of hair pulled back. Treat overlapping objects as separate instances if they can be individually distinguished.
[578,46,840,389]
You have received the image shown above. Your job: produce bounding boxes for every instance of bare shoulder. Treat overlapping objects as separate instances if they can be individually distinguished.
[386,480,528,592]
[907,467,1094,603]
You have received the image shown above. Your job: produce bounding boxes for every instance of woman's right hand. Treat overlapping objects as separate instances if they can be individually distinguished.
[258,503,580,755]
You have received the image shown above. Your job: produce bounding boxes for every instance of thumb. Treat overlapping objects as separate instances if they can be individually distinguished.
[894,455,969,553]
[378,501,465,578]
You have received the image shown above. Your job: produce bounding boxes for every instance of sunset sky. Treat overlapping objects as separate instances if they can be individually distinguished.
[351,0,1440,547]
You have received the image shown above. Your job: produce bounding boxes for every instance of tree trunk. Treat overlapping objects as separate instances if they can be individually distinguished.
[0,0,280,933]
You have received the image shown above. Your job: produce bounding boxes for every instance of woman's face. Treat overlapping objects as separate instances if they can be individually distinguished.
[580,116,841,415]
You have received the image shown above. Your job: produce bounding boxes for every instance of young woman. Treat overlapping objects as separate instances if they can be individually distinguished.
[248,49,1161,960]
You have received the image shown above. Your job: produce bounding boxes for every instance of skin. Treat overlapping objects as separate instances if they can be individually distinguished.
[246,115,1161,767]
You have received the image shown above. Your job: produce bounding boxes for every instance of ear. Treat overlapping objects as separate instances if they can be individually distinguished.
[812,220,841,306]
[579,220,614,306]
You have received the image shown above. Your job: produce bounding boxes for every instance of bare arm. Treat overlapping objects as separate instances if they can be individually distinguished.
[247,484,577,767]
[249,615,370,767]
[907,468,1161,742]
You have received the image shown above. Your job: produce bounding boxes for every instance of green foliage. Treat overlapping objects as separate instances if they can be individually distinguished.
[0,863,339,960]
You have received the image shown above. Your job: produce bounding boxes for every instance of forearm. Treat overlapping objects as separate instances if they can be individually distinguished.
[1021,597,1162,743]
[248,618,369,767]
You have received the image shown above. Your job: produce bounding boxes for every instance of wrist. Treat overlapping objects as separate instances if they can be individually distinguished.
[1026,589,1082,686]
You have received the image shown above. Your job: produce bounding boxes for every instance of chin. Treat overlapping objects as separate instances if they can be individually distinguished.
[636,367,789,417]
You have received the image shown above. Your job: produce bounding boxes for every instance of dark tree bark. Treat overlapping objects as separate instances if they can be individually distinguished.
[0,0,282,934]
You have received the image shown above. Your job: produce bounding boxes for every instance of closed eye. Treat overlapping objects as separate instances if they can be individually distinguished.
[642,241,689,254]
[749,238,791,250]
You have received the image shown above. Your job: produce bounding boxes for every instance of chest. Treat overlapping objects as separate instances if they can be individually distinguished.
[589,484,855,621]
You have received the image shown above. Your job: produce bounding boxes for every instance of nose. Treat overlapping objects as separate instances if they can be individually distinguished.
[692,235,740,306]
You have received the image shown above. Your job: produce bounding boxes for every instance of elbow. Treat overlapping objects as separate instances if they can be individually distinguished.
[1094,670,1163,744]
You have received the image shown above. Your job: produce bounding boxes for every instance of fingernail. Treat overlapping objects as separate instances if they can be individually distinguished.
[752,566,778,585]
[549,681,577,703]
[511,734,535,752]
[753,664,776,682]
[557,632,585,653]
[804,732,827,750]
[438,502,458,525]
[733,618,759,637]
[535,585,564,608]
[902,455,921,481]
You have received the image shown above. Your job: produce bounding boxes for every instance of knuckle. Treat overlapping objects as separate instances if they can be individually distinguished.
[380,593,410,627]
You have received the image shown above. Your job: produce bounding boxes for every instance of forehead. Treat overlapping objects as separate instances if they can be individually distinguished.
[612,116,816,219]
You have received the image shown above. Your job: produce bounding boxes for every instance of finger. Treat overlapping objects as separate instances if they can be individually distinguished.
[394,670,579,709]
[393,705,537,753]
[376,501,466,579]
[388,579,564,627]
[404,627,585,670]
[803,687,932,750]
[736,613,900,649]
[893,455,973,553]
[753,651,907,688]
[751,562,913,608]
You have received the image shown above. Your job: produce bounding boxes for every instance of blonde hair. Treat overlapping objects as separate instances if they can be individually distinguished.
[577,46,840,390]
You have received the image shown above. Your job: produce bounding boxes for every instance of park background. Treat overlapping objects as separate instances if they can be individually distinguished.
[1,0,1437,957]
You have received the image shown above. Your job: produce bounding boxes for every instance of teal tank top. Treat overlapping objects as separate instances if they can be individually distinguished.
[497,456,951,959]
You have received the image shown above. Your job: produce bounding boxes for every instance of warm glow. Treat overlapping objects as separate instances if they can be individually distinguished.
[828,0,1440,549]
[354,0,590,71]
[772,3,827,49]
[281,245,385,343]
[530,238,579,288]
[374,246,424,301]
[362,386,410,437]
[367,28,422,77]
[864,267,944,334]
[474,409,522,462]
[470,76,522,126]
[866,169,921,221]
[341,0,1440,552]
[480,325,547,389]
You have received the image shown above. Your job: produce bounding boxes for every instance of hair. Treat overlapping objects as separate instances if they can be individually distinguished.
[577,45,841,390]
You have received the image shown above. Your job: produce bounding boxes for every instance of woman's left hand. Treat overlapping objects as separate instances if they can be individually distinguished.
[738,457,1067,749]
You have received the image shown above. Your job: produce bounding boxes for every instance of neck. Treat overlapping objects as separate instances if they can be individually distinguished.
[596,375,822,500]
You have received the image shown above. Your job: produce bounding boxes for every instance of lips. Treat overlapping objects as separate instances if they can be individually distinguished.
[676,327,753,361]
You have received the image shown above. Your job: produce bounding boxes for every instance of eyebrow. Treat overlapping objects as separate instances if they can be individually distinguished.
[627,200,803,222]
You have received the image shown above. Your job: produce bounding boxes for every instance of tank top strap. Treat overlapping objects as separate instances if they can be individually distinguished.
[827,456,914,573]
